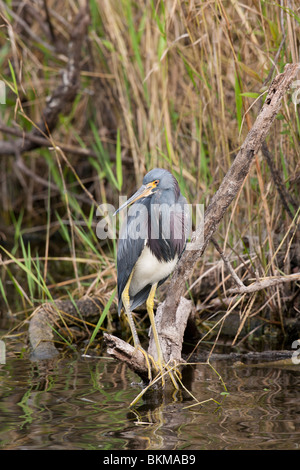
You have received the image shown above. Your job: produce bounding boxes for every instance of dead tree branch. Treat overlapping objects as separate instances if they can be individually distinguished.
[159,64,299,348]
[104,334,151,381]
[0,123,98,158]
[228,273,300,294]
[0,122,131,163]
[105,64,299,372]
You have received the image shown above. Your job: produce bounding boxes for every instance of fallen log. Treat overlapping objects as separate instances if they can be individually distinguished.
[29,304,60,361]
[29,296,105,360]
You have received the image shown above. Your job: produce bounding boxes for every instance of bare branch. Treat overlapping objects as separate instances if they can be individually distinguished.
[228,273,300,294]
[158,63,299,360]
[0,122,131,164]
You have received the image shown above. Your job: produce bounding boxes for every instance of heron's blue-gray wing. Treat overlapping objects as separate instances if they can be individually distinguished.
[117,203,148,315]
[131,196,191,311]
[148,193,191,261]
[177,193,192,253]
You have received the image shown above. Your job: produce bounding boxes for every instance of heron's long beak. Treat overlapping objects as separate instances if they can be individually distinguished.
[113,183,154,216]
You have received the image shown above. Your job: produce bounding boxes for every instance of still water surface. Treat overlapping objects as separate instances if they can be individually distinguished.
[0,352,299,450]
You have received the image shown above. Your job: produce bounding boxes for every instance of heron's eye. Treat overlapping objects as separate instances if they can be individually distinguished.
[146,179,159,190]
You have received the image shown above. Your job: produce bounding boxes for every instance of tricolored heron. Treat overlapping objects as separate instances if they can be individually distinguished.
[114,168,190,384]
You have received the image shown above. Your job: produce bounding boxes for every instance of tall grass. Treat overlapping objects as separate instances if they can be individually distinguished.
[0,0,299,346]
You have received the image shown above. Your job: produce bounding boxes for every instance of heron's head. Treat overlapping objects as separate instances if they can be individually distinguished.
[114,168,179,215]
[143,168,177,191]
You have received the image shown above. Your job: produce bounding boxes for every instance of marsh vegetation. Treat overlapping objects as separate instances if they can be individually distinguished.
[0,0,299,375]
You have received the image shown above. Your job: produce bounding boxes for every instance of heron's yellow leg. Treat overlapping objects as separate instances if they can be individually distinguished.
[121,270,140,348]
[121,271,153,381]
[147,283,179,389]
[146,284,174,388]
[146,283,162,362]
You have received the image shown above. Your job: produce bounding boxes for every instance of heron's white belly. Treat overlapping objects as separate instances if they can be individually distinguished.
[129,245,178,296]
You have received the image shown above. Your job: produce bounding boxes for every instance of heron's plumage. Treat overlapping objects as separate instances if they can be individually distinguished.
[117,169,190,315]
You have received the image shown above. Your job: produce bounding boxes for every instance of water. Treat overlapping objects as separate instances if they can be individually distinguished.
[0,351,299,450]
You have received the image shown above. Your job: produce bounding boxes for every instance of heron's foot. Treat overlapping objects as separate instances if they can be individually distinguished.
[135,345,158,382]
[153,357,182,390]
[134,346,181,390]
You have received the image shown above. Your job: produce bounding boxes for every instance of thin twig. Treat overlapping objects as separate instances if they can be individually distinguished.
[211,236,245,289]
[0,122,132,164]
[228,273,300,294]
[43,0,56,44]
[261,141,299,220]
